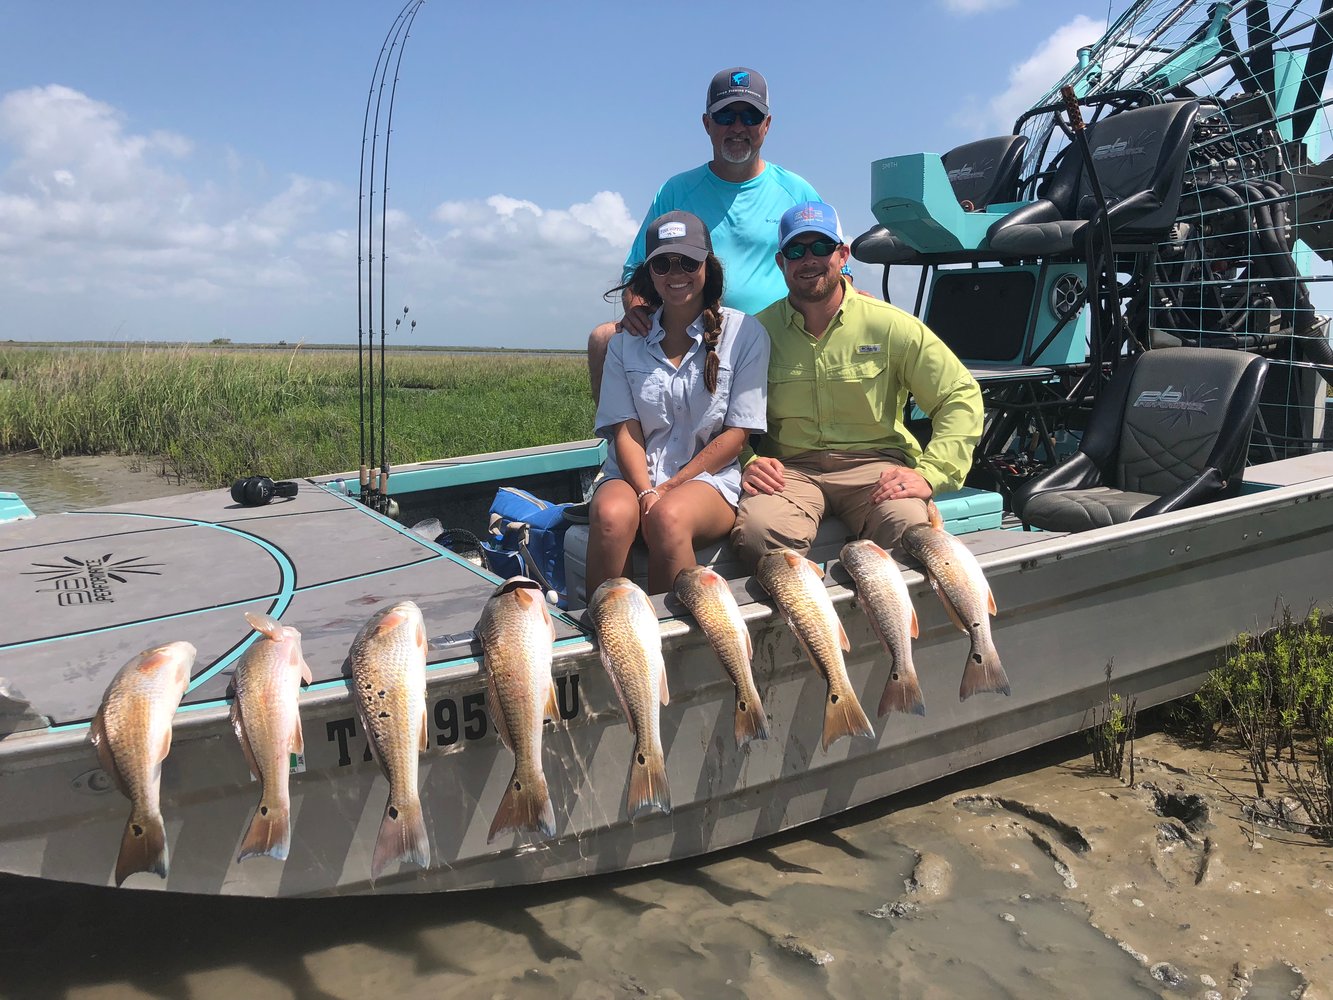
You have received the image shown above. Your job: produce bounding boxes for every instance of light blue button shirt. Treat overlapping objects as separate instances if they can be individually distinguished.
[596,306,769,507]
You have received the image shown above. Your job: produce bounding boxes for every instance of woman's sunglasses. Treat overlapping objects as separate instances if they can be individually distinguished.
[710,108,766,127]
[649,254,703,276]
[780,239,841,260]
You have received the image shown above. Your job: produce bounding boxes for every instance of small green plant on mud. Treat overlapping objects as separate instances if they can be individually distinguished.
[1192,606,1333,840]
[1087,661,1136,782]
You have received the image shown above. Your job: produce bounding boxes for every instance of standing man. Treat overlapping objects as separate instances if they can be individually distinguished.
[732,201,984,565]
[588,67,820,402]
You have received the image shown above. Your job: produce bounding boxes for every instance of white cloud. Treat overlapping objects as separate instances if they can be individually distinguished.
[940,0,1015,13]
[987,16,1104,131]
[0,84,636,347]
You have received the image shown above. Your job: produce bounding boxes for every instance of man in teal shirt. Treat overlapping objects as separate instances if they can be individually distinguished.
[587,67,820,401]
[732,201,984,565]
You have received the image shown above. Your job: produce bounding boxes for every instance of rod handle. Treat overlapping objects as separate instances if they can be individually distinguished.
[1060,85,1085,132]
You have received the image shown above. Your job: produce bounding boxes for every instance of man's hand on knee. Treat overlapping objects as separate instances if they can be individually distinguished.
[741,456,786,496]
[871,466,932,505]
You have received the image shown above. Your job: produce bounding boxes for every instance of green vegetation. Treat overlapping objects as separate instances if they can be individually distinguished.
[1189,607,1333,839]
[1086,661,1137,781]
[0,345,596,486]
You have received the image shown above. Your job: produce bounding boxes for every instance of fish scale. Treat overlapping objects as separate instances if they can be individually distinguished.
[840,540,925,717]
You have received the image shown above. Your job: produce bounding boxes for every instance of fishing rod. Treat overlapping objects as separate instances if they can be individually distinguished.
[375,0,422,516]
[364,5,417,508]
[357,2,414,505]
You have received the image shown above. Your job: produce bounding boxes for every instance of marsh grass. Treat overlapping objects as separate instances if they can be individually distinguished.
[0,345,596,485]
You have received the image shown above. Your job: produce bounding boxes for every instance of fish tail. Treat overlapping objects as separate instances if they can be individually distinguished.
[626,741,671,820]
[822,687,875,751]
[370,797,430,881]
[237,798,292,863]
[734,688,770,748]
[488,766,556,842]
[878,666,927,717]
[959,642,1011,700]
[115,808,168,887]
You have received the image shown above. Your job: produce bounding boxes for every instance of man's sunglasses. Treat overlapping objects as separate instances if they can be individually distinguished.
[649,254,703,276]
[780,239,842,260]
[710,108,766,127]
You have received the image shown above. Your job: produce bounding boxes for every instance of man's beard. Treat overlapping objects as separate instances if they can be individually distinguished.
[788,270,839,304]
[720,138,755,165]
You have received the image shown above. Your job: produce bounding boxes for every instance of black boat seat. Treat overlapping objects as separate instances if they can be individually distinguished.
[852,134,1029,266]
[1012,347,1268,532]
[987,101,1199,259]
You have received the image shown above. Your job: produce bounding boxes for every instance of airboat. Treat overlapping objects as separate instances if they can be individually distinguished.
[1,0,1331,896]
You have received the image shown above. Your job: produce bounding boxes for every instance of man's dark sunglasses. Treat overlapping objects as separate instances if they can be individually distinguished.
[780,238,842,260]
[710,107,766,127]
[649,254,703,275]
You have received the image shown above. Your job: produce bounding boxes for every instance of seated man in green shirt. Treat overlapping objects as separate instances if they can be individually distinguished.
[732,200,984,565]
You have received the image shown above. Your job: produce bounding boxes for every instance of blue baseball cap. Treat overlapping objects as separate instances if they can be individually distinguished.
[778,201,844,250]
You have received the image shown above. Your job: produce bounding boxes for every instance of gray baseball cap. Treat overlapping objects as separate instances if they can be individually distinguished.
[644,211,713,263]
[706,67,769,116]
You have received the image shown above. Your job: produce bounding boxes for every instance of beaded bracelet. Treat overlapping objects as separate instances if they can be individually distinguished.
[636,487,659,501]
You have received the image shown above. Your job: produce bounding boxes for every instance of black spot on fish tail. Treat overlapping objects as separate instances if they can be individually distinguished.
[830,693,840,704]
[972,653,983,663]
[260,805,268,816]
[637,753,646,765]
[513,780,522,791]
[738,699,748,712]
[377,710,390,718]
[388,805,399,820]
[131,824,144,837]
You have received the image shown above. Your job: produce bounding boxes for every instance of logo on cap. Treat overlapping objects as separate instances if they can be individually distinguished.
[658,222,687,240]
[794,206,824,223]
[731,71,749,88]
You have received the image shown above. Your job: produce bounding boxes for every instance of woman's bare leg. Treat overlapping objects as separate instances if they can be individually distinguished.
[640,480,737,594]
[585,479,640,595]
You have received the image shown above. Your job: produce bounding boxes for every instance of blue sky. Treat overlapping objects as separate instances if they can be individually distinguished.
[0,1,1111,349]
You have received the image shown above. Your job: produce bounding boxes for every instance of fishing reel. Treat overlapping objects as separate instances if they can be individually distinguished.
[230,476,300,507]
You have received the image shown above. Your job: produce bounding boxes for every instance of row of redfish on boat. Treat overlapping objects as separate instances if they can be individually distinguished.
[87,508,1008,886]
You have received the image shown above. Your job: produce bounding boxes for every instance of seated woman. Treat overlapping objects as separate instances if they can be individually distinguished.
[587,211,769,595]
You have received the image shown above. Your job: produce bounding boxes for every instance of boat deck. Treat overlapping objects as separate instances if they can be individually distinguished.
[0,485,585,731]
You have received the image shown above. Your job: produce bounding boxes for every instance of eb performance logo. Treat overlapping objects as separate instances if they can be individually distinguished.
[24,553,164,606]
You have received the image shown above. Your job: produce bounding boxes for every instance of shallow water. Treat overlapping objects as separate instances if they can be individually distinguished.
[0,452,199,514]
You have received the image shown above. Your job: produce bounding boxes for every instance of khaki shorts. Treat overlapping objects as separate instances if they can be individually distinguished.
[730,450,928,568]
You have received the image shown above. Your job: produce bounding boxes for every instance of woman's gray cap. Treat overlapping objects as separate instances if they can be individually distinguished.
[645,211,713,263]
[706,67,769,116]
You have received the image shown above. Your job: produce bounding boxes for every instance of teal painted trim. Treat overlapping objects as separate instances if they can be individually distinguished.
[0,491,35,524]
[371,442,607,496]
[871,153,1024,253]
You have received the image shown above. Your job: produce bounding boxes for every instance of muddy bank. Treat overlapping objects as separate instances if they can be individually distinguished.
[0,729,1326,999]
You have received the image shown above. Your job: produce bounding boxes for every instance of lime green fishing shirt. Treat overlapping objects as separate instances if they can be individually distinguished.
[752,280,983,494]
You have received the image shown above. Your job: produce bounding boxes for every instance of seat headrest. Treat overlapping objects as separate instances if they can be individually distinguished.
[941,134,1029,210]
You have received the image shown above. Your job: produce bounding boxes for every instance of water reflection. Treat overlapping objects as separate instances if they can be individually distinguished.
[0,452,196,515]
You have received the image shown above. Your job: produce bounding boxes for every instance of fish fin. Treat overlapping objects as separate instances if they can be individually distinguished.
[374,608,410,635]
[821,687,875,752]
[805,557,826,579]
[230,702,262,782]
[837,618,851,653]
[926,501,944,531]
[89,708,131,799]
[486,670,513,751]
[294,647,313,685]
[935,587,969,635]
[290,713,305,755]
[243,611,284,641]
[487,767,556,842]
[878,666,927,718]
[600,652,636,736]
[627,741,671,820]
[418,704,429,753]
[734,688,770,748]
[659,666,670,707]
[370,796,430,881]
[743,626,754,661]
[959,644,1011,701]
[237,800,291,863]
[987,587,997,617]
[115,809,168,886]
[157,724,173,765]
[543,676,560,723]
